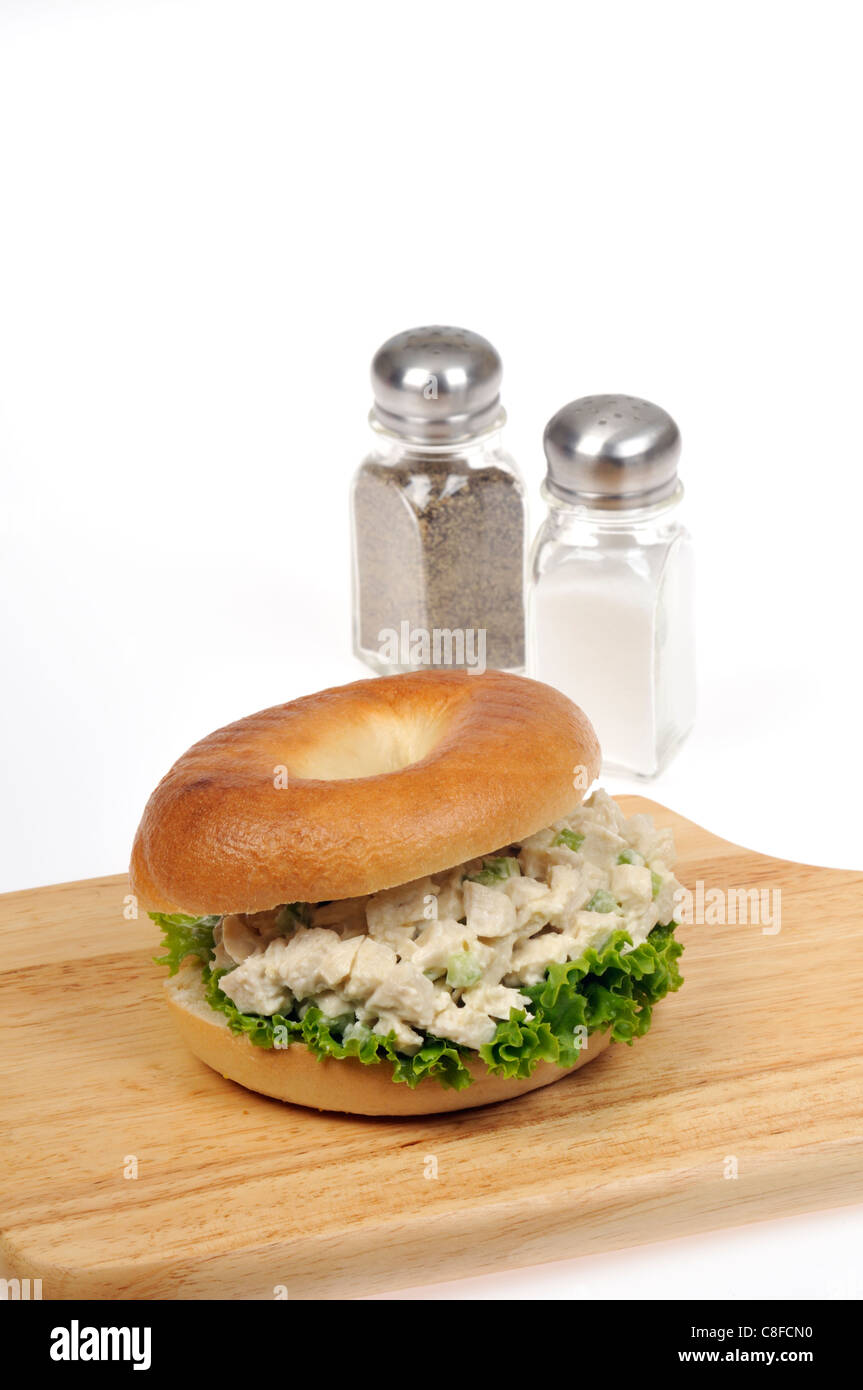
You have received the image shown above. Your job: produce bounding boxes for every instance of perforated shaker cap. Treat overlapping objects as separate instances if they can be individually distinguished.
[370,325,504,443]
[543,395,682,508]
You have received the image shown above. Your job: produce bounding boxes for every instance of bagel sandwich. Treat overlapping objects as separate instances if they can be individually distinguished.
[132,670,684,1115]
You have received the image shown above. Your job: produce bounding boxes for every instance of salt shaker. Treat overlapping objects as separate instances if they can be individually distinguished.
[351,326,527,675]
[529,395,695,777]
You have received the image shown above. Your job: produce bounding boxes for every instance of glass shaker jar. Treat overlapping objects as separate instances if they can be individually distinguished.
[351,326,527,676]
[529,395,695,777]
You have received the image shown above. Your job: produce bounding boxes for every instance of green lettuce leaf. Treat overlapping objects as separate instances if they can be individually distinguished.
[479,923,683,1078]
[152,912,220,973]
[151,913,683,1091]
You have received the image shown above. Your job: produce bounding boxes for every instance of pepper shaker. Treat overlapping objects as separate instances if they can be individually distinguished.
[529,395,695,777]
[351,326,527,675]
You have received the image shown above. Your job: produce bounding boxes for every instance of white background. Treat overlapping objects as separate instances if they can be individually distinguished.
[1,0,861,1300]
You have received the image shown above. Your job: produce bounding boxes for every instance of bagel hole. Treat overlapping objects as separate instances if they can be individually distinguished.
[285,710,448,781]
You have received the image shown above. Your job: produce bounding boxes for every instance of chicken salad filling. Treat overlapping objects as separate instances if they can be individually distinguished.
[154,791,684,1076]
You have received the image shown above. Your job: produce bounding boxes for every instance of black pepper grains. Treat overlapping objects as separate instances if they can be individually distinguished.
[351,325,527,676]
[352,454,526,673]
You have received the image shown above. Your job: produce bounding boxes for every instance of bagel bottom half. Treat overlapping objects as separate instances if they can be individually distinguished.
[165,961,612,1117]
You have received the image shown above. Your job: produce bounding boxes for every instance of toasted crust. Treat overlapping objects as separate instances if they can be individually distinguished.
[164,961,612,1116]
[130,670,600,915]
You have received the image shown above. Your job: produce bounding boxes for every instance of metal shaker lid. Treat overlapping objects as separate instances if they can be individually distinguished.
[370,325,504,443]
[543,395,681,508]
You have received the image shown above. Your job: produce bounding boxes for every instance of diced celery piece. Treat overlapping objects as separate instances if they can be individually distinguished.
[467,856,521,886]
[584,888,617,913]
[554,828,585,852]
[445,951,483,988]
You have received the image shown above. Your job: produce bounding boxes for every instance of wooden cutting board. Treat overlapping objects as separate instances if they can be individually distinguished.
[2,797,862,1300]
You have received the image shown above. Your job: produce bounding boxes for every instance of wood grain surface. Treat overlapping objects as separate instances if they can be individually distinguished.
[2,797,862,1300]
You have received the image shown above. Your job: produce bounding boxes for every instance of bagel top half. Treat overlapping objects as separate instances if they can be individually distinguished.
[130,669,600,916]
